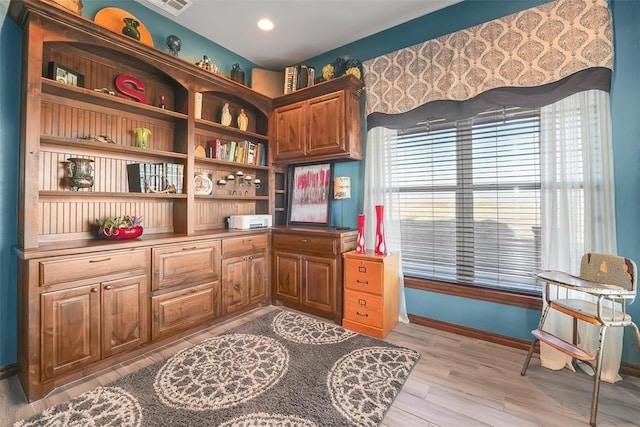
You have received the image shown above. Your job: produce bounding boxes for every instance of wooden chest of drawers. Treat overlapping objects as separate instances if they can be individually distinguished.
[342,250,399,338]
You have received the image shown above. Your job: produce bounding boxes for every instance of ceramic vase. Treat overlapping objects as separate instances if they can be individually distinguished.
[375,205,387,256]
[122,18,140,41]
[134,127,151,148]
[356,214,365,254]
[67,157,94,191]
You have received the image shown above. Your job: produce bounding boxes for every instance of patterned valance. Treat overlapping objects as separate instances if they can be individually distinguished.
[363,0,613,117]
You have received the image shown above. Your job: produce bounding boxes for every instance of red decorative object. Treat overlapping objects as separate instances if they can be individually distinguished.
[356,214,365,254]
[115,74,148,104]
[98,226,143,240]
[375,205,386,256]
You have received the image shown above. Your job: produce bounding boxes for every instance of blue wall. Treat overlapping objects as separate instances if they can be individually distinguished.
[1,0,639,369]
[306,0,640,365]
[0,0,20,370]
[81,0,257,82]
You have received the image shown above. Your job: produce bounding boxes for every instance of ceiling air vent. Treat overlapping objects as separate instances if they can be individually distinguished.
[139,0,193,17]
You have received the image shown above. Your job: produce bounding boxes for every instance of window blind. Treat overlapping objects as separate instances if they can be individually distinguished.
[389,107,542,295]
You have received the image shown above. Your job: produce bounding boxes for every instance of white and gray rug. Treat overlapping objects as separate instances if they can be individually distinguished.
[15,309,420,427]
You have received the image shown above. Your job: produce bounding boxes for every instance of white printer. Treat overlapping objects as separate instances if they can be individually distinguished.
[228,214,273,229]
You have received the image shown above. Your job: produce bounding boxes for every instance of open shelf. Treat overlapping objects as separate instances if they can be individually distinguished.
[42,79,188,122]
[41,135,188,160]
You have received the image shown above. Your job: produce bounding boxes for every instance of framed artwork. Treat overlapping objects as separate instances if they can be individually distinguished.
[48,62,84,87]
[288,163,333,226]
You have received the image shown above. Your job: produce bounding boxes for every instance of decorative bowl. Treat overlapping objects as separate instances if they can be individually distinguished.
[98,226,143,240]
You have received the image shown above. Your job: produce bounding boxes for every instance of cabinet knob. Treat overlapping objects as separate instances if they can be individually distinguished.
[91,288,99,293]
[104,285,113,290]
[301,239,309,243]
[234,284,240,291]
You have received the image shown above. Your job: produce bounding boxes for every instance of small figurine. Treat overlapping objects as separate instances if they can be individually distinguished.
[237,108,248,131]
[220,102,232,126]
[159,95,166,109]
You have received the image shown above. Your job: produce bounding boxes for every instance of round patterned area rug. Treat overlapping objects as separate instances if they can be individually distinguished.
[15,309,420,427]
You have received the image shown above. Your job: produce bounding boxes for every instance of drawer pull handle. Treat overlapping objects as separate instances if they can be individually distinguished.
[358,299,367,306]
[243,239,252,243]
[89,258,111,263]
[358,266,367,273]
[356,311,368,317]
[356,279,369,285]
[234,284,240,291]
[91,288,99,293]
[104,285,113,290]
[182,247,197,251]
[300,239,309,243]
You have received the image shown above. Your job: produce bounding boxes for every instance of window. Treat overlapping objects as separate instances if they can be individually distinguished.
[389,107,546,295]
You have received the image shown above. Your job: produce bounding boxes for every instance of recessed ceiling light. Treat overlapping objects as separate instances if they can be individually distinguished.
[257,18,274,31]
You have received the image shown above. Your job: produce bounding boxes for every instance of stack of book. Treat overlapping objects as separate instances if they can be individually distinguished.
[206,139,267,166]
[283,65,315,94]
[127,162,184,193]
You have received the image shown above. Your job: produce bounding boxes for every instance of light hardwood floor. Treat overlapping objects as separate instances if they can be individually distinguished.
[1,306,639,426]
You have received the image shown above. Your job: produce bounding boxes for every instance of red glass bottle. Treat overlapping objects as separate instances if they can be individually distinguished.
[356,214,365,254]
[375,205,387,256]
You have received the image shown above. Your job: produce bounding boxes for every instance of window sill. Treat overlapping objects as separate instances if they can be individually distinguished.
[404,276,542,310]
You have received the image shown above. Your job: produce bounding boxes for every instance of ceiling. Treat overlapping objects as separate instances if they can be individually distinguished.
[134,0,461,70]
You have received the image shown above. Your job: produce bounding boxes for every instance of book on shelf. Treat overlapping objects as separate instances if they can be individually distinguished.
[194,92,203,119]
[126,163,147,193]
[284,64,315,94]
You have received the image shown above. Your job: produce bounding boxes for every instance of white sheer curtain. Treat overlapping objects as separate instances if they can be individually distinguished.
[363,126,409,323]
[539,89,620,382]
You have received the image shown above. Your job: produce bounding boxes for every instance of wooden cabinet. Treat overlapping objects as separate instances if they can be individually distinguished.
[36,248,149,388]
[221,234,269,314]
[272,75,363,164]
[272,228,357,322]
[342,250,400,338]
[151,239,221,338]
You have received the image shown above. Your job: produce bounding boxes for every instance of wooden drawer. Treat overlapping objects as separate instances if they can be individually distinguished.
[39,249,147,286]
[344,258,383,294]
[343,289,383,328]
[152,240,220,291]
[273,234,336,255]
[222,234,268,257]
[151,281,220,340]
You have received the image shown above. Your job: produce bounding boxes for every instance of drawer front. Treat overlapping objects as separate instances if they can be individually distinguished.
[40,249,147,286]
[273,234,336,255]
[344,258,383,294]
[222,234,268,256]
[151,282,220,340]
[343,289,383,328]
[152,241,220,291]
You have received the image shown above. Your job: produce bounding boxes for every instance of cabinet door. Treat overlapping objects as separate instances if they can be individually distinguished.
[273,251,302,303]
[222,255,248,314]
[307,91,346,157]
[274,102,306,161]
[248,252,268,304]
[302,255,336,314]
[102,275,149,358]
[41,285,101,380]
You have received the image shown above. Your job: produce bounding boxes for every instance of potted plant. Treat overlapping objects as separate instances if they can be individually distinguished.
[96,215,143,240]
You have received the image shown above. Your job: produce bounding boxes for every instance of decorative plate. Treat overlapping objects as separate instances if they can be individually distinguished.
[94,7,154,47]
[194,173,213,195]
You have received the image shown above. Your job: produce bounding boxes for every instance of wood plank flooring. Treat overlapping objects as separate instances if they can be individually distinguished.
[1,306,639,426]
